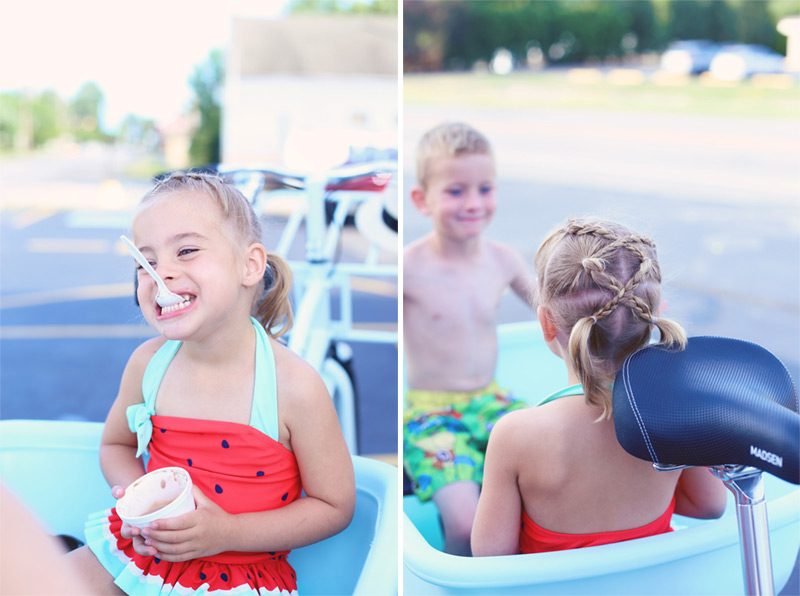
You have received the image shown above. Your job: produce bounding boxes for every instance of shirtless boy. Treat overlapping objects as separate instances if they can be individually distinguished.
[404,121,535,556]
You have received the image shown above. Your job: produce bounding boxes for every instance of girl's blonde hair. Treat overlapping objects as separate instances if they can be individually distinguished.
[140,171,293,338]
[534,217,686,420]
[415,121,493,188]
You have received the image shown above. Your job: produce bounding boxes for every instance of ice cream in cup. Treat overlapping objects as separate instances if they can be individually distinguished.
[116,467,196,528]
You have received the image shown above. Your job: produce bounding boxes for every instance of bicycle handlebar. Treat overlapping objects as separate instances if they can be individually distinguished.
[217,161,397,192]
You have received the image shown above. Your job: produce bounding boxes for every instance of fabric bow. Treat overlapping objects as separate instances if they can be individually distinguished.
[127,403,154,458]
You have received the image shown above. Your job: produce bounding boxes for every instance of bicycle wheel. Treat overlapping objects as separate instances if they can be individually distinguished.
[321,343,359,454]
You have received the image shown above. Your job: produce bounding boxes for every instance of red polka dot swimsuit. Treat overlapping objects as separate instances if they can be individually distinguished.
[85,319,302,595]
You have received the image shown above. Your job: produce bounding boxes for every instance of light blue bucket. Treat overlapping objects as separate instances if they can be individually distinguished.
[0,419,398,595]
[403,322,800,595]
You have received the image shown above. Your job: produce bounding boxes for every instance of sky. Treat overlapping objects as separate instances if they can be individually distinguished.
[0,0,290,131]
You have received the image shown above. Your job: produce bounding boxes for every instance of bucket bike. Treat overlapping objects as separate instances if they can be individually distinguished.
[219,159,398,455]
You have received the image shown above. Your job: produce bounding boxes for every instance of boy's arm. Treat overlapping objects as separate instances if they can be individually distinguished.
[502,244,537,307]
[472,413,523,556]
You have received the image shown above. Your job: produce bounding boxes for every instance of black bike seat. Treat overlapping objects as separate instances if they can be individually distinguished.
[613,337,799,485]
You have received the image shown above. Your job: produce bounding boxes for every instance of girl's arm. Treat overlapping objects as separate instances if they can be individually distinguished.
[99,338,166,556]
[231,353,357,549]
[99,338,164,490]
[472,413,524,556]
[141,350,356,561]
[674,466,728,519]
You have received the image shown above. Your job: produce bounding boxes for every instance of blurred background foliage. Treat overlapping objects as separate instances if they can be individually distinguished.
[290,0,397,13]
[404,0,798,72]
[188,49,225,167]
[0,51,223,163]
[0,0,396,166]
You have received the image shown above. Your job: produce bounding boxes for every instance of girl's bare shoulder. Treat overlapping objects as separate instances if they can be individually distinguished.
[493,400,574,450]
[492,406,543,446]
[126,336,169,375]
[270,338,327,403]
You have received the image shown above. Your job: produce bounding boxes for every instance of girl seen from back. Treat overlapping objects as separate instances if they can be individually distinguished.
[472,217,727,556]
[67,172,355,595]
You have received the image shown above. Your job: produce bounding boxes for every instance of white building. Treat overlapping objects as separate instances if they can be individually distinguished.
[222,14,397,167]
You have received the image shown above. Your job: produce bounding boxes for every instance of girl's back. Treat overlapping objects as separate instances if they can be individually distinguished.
[473,217,727,557]
[513,395,678,534]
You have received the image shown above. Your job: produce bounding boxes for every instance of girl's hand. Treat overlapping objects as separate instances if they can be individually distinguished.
[139,485,231,562]
[111,485,157,557]
[122,522,157,557]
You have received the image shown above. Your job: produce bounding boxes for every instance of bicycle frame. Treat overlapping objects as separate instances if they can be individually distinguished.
[218,162,398,453]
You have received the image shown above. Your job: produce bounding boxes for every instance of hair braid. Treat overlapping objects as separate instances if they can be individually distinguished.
[536,217,687,420]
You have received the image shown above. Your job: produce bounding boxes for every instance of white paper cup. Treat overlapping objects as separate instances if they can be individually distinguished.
[116,467,196,528]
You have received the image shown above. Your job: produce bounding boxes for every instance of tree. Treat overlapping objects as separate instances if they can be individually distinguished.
[619,0,663,52]
[404,0,451,71]
[0,93,20,151]
[737,0,779,48]
[666,1,738,43]
[119,114,158,150]
[289,0,397,14]
[707,0,739,42]
[70,82,107,142]
[32,90,67,147]
[188,49,224,166]
[561,1,630,61]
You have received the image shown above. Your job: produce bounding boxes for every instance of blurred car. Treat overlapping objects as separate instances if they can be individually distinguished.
[709,44,786,81]
[659,40,721,75]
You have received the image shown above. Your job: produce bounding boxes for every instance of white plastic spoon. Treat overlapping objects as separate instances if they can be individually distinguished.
[120,235,183,307]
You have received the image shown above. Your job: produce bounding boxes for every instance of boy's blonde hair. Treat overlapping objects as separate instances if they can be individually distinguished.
[139,171,293,338]
[415,121,493,188]
[534,217,687,420]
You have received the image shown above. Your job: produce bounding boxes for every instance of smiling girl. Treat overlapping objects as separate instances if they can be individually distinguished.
[67,171,355,595]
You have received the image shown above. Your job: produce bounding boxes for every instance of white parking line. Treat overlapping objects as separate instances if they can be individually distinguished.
[0,324,156,339]
[25,238,110,253]
[0,322,396,340]
[11,210,57,229]
[0,283,134,309]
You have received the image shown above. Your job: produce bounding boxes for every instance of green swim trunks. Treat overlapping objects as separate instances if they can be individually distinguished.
[403,381,527,502]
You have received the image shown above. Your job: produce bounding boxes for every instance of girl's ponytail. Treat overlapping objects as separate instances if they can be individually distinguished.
[255,253,294,338]
[652,315,687,350]
[568,315,607,413]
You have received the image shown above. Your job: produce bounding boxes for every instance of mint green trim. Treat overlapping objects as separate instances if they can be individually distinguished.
[535,383,584,407]
[250,317,279,442]
[142,339,182,412]
[131,318,280,454]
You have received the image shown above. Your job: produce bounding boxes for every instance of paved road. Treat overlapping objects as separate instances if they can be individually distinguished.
[0,152,398,458]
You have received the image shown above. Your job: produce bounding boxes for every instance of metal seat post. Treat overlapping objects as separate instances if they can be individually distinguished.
[711,466,776,596]
[613,337,799,596]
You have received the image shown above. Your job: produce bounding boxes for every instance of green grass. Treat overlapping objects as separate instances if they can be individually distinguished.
[404,70,800,119]
[121,156,169,180]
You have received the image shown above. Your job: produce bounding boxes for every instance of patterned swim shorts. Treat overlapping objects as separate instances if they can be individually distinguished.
[403,381,526,502]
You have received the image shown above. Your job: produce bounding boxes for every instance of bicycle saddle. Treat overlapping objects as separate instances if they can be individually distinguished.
[613,336,799,485]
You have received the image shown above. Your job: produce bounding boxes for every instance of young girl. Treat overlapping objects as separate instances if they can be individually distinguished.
[471,217,727,556]
[67,171,355,594]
